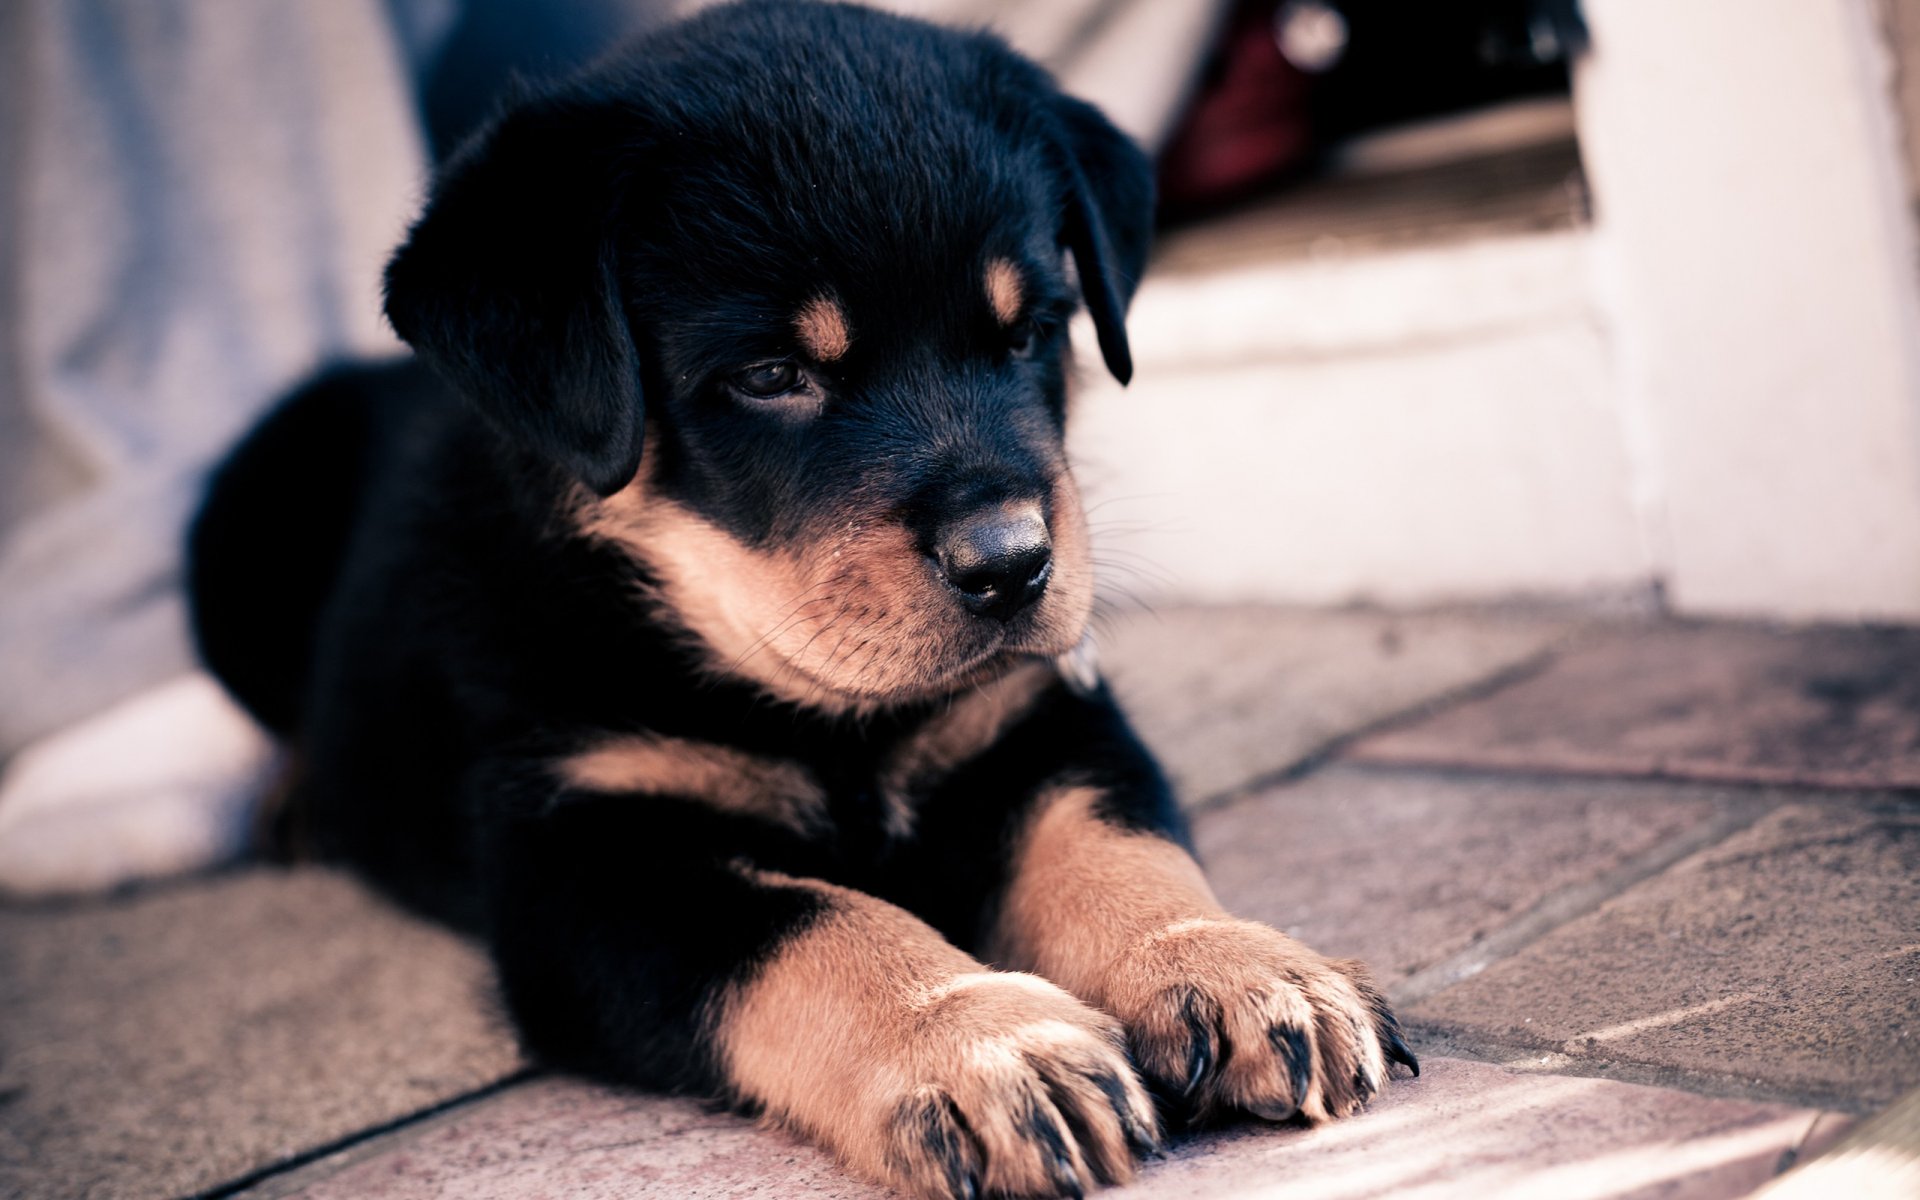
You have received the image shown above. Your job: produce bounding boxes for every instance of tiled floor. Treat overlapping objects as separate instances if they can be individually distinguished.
[1406,800,1920,1109]
[0,870,524,1200]
[3,606,1915,1199]
[249,1060,1845,1200]
[1346,622,1920,789]
[1194,767,1742,986]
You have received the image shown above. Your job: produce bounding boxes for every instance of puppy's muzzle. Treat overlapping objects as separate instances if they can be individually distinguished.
[935,500,1052,622]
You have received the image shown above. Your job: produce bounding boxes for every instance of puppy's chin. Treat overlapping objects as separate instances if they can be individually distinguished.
[745,602,1083,712]
[940,642,1084,698]
[795,620,1089,709]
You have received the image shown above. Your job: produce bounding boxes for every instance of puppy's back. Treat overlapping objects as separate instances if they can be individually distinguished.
[187,359,434,734]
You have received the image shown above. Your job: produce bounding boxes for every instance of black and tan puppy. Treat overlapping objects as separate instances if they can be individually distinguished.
[189,3,1413,1195]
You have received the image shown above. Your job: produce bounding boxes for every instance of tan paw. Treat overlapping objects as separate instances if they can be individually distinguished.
[878,972,1162,1200]
[1105,917,1417,1123]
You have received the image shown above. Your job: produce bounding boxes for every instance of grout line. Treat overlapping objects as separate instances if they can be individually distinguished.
[1387,798,1772,1007]
[1403,1025,1882,1116]
[1185,639,1573,820]
[189,1067,544,1200]
[1340,751,1920,799]
[1332,755,1920,802]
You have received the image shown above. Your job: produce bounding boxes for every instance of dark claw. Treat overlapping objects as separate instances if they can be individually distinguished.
[1026,1103,1084,1200]
[1273,1025,1313,1107]
[1384,1028,1421,1078]
[1093,1072,1163,1157]
[1244,1025,1313,1121]
[1181,995,1215,1096]
[1184,1038,1211,1096]
[906,1093,980,1200]
[1353,1065,1377,1103]
[1126,1106,1165,1158]
[1050,1153,1085,1200]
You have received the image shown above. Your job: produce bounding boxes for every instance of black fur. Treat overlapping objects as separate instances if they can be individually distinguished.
[192,0,1169,1112]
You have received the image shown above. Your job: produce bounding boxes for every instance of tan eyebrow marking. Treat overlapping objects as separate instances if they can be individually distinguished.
[985,258,1024,325]
[794,296,851,361]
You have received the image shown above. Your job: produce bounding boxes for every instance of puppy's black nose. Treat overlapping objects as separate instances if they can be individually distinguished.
[936,501,1052,621]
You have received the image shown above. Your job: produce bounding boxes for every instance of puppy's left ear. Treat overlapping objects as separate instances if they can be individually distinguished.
[1051,96,1155,385]
[385,98,645,496]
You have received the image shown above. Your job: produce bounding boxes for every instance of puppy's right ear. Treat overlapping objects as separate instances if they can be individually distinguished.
[385,98,644,496]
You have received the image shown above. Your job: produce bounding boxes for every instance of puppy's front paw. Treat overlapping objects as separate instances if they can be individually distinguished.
[879,973,1161,1200]
[1106,918,1417,1123]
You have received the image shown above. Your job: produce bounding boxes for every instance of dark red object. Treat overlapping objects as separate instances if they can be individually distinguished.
[1157,2,1315,216]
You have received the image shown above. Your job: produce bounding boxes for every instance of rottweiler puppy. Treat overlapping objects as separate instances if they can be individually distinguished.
[189,3,1413,1196]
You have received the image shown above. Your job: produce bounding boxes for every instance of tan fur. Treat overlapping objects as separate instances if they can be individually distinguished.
[984,259,1024,325]
[990,785,1223,996]
[572,458,1093,713]
[876,661,1053,833]
[1036,470,1095,649]
[795,296,852,361]
[991,786,1392,1123]
[719,869,1158,1198]
[558,734,825,835]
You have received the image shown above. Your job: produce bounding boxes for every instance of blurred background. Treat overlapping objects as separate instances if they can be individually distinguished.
[4,0,1920,890]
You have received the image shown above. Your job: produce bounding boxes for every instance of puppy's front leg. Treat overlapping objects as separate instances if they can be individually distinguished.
[484,794,1157,1200]
[988,781,1418,1124]
[723,871,1162,1198]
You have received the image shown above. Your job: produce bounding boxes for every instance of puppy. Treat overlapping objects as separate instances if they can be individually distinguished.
[189,3,1413,1196]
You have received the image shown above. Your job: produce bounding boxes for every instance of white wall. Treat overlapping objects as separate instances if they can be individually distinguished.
[1070,231,1652,607]
[1575,0,1920,619]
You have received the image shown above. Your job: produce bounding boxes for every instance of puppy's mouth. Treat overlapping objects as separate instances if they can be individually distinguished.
[576,473,1094,712]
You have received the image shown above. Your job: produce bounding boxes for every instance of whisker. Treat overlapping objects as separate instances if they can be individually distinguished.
[726,569,855,672]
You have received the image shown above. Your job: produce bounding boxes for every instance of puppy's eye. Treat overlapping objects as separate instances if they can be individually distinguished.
[1007,318,1041,359]
[730,360,802,399]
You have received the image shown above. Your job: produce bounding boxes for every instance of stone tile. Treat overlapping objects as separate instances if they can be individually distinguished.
[1192,766,1737,984]
[261,1059,1844,1200]
[1100,606,1577,804]
[257,1078,890,1200]
[1348,622,1920,789]
[1107,1057,1848,1200]
[0,867,524,1200]
[1411,802,1920,1109]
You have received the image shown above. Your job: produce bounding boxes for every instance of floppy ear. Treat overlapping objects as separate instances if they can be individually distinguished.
[1051,95,1155,386]
[385,98,644,496]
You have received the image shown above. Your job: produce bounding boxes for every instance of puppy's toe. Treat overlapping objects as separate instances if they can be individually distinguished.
[881,974,1161,1199]
[1107,918,1413,1124]
[887,1090,987,1200]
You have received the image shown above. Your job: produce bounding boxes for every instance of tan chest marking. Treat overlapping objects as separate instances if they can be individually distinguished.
[559,734,826,835]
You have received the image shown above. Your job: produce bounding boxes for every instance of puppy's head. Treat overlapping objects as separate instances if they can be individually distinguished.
[384,1,1152,710]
